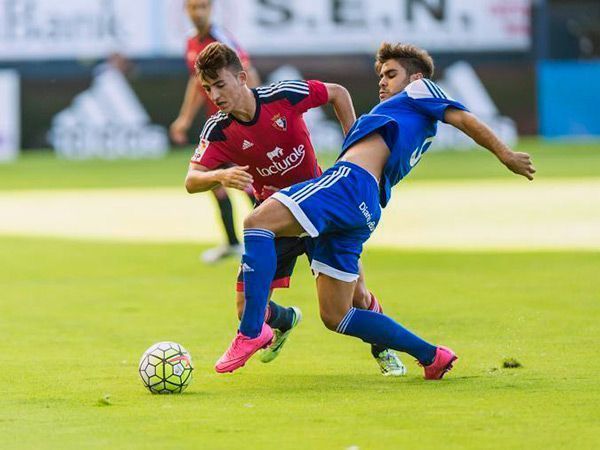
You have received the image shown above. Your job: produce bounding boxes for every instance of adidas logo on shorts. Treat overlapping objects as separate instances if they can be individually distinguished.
[241,263,254,272]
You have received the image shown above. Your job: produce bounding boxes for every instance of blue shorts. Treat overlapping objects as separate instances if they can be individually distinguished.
[272,161,381,282]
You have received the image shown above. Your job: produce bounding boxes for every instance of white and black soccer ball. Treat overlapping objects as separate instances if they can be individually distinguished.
[138,342,193,394]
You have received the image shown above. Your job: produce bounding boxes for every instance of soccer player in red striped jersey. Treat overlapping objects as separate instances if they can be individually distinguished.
[185,42,407,376]
[171,0,260,264]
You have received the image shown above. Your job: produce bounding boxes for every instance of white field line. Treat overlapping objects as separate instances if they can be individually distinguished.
[0,179,599,250]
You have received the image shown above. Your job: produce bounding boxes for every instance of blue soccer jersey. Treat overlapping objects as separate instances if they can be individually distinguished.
[341,79,468,207]
[271,79,468,282]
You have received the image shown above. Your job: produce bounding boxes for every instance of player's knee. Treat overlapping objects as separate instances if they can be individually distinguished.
[352,285,370,310]
[319,307,348,332]
[243,204,275,230]
[319,311,340,331]
[243,211,262,230]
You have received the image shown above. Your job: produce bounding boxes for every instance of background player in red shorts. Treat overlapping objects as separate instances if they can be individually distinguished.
[171,0,261,264]
[184,42,407,376]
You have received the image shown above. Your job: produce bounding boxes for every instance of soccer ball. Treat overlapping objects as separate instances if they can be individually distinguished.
[138,342,193,394]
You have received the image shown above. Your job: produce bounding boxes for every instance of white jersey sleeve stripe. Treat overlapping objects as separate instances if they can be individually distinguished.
[425,79,447,99]
[256,81,309,95]
[423,79,441,98]
[258,87,310,99]
[199,112,228,141]
[406,79,436,99]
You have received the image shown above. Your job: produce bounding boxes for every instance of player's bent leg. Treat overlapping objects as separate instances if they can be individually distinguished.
[316,274,356,331]
[352,264,371,309]
[319,271,456,379]
[337,304,456,380]
[243,197,305,237]
[215,229,277,373]
[352,265,407,376]
[314,260,454,379]
[216,200,304,373]
[259,237,308,363]
[220,232,307,373]
[237,228,277,339]
[238,199,303,339]
[219,199,303,370]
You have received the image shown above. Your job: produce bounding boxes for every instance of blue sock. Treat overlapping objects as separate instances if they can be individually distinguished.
[337,308,437,364]
[239,229,277,338]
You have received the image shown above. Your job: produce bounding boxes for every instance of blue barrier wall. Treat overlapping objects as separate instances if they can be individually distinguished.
[538,61,600,137]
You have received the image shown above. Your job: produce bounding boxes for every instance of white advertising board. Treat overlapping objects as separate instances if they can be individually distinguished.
[0,70,20,162]
[49,62,168,160]
[0,0,531,60]
[220,0,532,55]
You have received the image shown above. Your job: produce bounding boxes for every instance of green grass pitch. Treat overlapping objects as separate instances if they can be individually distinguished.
[1,138,600,191]
[0,140,599,449]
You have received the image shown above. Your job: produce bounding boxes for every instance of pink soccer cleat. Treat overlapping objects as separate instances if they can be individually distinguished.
[422,346,458,380]
[215,323,274,373]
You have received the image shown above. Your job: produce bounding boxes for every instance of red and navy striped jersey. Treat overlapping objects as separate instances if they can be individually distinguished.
[191,80,329,200]
[185,25,251,117]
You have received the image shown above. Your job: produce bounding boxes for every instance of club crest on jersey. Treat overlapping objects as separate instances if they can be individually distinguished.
[271,114,287,132]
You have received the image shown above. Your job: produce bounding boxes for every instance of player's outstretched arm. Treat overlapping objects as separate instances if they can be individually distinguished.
[170,77,206,145]
[444,108,536,180]
[325,83,356,136]
[185,163,253,193]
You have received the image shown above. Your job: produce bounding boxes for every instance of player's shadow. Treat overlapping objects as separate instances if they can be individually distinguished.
[177,368,534,399]
[273,373,480,391]
[201,372,482,397]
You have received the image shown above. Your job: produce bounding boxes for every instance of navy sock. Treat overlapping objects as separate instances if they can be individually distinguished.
[266,301,295,333]
[371,343,388,358]
[239,229,277,338]
[338,308,437,364]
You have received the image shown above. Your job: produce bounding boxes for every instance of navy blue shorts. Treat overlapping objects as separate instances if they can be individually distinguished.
[272,161,381,282]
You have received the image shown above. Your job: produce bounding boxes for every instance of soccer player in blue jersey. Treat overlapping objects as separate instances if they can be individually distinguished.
[215,42,536,378]
[191,43,406,376]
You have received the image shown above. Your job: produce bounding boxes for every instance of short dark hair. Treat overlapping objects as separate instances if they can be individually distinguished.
[195,42,243,80]
[375,42,434,79]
